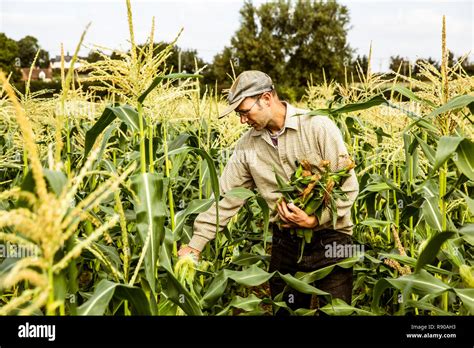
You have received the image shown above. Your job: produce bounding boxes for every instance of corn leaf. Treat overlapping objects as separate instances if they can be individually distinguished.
[454,138,474,180]
[415,231,456,273]
[432,136,464,173]
[428,95,474,118]
[231,252,270,266]
[453,288,474,314]
[320,298,375,316]
[77,279,151,315]
[226,264,274,286]
[389,85,436,108]
[295,255,362,283]
[173,198,214,238]
[278,273,329,296]
[421,196,443,231]
[162,268,203,316]
[84,104,144,159]
[227,294,262,312]
[459,224,474,245]
[201,270,229,308]
[131,173,168,292]
[306,95,388,116]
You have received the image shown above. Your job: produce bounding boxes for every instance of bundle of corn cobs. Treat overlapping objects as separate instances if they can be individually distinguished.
[274,156,355,260]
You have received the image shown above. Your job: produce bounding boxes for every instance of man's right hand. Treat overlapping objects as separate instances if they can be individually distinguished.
[178,245,201,260]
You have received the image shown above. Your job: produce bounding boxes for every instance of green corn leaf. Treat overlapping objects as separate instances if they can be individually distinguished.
[404,299,454,315]
[131,173,168,292]
[432,136,464,173]
[201,270,229,308]
[84,104,144,159]
[421,196,443,231]
[320,298,375,316]
[388,270,451,294]
[459,224,474,245]
[372,270,451,313]
[112,104,140,132]
[226,264,275,286]
[360,218,391,229]
[77,279,151,315]
[293,308,318,316]
[413,133,436,163]
[371,278,393,314]
[256,195,270,250]
[306,95,388,117]
[460,192,474,215]
[278,273,329,296]
[361,182,391,193]
[415,231,456,273]
[454,138,474,180]
[389,85,436,107]
[20,169,68,198]
[159,227,174,273]
[453,288,474,314]
[162,268,203,316]
[173,198,214,238]
[226,294,262,312]
[428,94,474,118]
[231,252,270,266]
[296,255,362,283]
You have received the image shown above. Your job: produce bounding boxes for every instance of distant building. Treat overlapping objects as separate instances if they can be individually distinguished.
[20,67,53,82]
[49,52,84,70]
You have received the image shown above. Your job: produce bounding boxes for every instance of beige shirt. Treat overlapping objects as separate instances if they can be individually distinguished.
[188,102,359,252]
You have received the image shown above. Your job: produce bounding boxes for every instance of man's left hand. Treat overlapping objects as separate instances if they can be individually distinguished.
[276,200,319,229]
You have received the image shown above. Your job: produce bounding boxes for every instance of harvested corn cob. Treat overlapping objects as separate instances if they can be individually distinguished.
[274,156,355,261]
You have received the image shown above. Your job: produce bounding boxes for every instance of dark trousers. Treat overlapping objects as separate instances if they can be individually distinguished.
[269,226,353,315]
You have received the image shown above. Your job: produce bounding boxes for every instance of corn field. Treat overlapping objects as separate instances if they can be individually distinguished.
[0,3,473,316]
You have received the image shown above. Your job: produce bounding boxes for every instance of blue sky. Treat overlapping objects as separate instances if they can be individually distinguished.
[0,0,472,72]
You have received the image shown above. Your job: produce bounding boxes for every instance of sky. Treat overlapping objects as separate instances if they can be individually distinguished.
[0,0,472,72]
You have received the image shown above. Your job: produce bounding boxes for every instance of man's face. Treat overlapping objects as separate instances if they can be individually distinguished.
[235,93,272,131]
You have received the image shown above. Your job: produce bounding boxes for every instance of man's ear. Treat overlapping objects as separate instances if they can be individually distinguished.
[263,91,272,106]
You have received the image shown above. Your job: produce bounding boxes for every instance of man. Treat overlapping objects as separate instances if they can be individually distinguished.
[178,70,359,314]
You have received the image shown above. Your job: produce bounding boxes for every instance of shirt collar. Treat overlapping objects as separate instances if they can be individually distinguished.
[250,101,298,137]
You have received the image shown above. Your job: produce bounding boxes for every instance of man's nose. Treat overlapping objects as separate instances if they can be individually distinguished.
[240,115,248,124]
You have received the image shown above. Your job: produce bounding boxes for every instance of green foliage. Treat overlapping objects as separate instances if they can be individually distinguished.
[17,35,49,68]
[212,0,353,98]
[0,33,21,81]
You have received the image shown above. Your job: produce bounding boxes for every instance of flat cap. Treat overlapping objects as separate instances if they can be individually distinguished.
[218,70,274,118]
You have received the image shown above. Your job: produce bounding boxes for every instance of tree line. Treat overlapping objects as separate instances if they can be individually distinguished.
[1,0,473,101]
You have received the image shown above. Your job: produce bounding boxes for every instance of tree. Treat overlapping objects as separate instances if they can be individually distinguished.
[389,55,411,76]
[460,56,474,76]
[17,35,49,68]
[205,46,236,90]
[86,50,105,63]
[0,33,21,81]
[131,42,206,74]
[214,0,353,98]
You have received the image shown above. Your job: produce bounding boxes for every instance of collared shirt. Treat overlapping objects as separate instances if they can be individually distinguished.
[188,102,359,252]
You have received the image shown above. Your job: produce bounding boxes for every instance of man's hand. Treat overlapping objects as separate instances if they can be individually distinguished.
[276,199,319,229]
[178,245,201,260]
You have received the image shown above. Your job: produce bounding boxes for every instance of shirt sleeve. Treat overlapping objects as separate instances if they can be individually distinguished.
[314,117,359,226]
[188,136,255,252]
